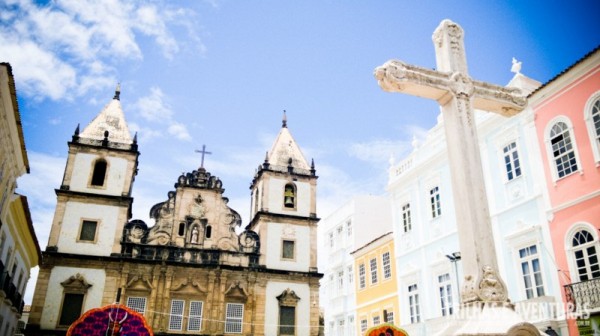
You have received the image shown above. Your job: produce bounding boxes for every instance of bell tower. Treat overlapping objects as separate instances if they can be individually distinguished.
[46,86,139,256]
[247,112,318,272]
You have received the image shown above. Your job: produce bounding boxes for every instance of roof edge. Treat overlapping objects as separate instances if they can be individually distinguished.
[1,62,29,173]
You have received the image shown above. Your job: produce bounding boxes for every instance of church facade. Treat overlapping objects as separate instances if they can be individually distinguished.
[26,89,322,335]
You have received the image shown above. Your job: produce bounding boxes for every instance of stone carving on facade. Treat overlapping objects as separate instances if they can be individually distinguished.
[171,275,207,294]
[126,273,153,291]
[120,167,262,266]
[461,275,478,304]
[146,191,176,246]
[276,288,301,307]
[477,265,509,302]
[282,224,296,238]
[60,273,92,293]
[239,230,260,253]
[449,72,474,98]
[224,281,248,301]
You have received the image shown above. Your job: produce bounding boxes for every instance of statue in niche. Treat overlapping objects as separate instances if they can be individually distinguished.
[191,226,199,244]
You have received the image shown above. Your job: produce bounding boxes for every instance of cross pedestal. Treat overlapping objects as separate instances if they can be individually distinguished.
[375,20,540,335]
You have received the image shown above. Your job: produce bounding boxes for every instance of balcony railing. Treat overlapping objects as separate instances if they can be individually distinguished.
[564,278,600,312]
[120,242,261,268]
[0,269,25,313]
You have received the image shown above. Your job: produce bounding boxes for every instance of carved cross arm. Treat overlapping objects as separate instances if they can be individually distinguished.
[374,60,453,102]
[472,79,527,117]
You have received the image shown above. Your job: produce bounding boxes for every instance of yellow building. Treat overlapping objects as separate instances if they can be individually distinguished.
[0,63,41,335]
[352,232,398,335]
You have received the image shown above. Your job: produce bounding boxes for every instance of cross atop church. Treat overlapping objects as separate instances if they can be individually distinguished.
[195,144,212,168]
[375,19,526,305]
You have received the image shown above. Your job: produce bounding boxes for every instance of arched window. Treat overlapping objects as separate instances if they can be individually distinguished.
[549,121,578,178]
[584,93,600,163]
[178,223,185,236]
[572,229,600,281]
[205,225,212,239]
[91,159,107,186]
[284,183,296,209]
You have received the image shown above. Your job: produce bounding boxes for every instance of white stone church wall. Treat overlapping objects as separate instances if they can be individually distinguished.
[70,153,129,195]
[40,267,105,329]
[265,222,310,272]
[264,281,310,336]
[57,201,119,256]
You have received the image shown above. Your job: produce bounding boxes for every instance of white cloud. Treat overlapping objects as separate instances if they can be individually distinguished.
[349,139,411,164]
[135,87,173,122]
[168,122,192,141]
[132,87,192,142]
[0,0,201,101]
[0,35,77,100]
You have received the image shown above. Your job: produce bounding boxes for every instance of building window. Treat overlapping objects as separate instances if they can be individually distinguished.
[58,293,84,326]
[550,121,578,178]
[169,300,184,331]
[91,159,107,186]
[337,270,344,292]
[503,142,521,181]
[347,219,352,237]
[329,232,334,248]
[372,315,380,326]
[408,284,420,323]
[126,297,147,315]
[225,303,244,333]
[572,229,600,281]
[585,94,600,162]
[386,310,394,325]
[430,186,441,218]
[438,273,453,316]
[402,203,412,233]
[277,288,299,335]
[358,264,366,289]
[283,183,296,208]
[205,225,212,239]
[519,245,545,299]
[79,220,98,242]
[369,258,378,284]
[279,306,295,335]
[360,319,368,333]
[188,301,204,331]
[382,252,392,279]
[348,316,355,336]
[348,266,354,285]
[339,319,345,334]
[282,240,295,259]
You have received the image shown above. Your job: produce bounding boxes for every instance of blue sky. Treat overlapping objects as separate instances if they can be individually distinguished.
[1,0,598,303]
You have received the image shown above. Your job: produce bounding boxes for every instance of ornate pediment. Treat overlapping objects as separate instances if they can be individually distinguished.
[171,276,206,294]
[224,281,248,301]
[276,288,301,307]
[60,273,92,294]
[126,274,153,291]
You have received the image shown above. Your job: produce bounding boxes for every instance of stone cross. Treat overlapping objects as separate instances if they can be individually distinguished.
[195,144,212,168]
[375,20,526,304]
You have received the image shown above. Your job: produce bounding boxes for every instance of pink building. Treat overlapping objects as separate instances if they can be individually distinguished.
[532,47,600,336]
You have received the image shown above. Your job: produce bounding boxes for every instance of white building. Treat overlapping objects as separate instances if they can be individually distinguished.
[318,195,392,336]
[388,70,567,335]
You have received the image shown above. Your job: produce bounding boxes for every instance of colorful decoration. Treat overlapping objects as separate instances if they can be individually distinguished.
[67,304,153,336]
[365,323,409,336]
